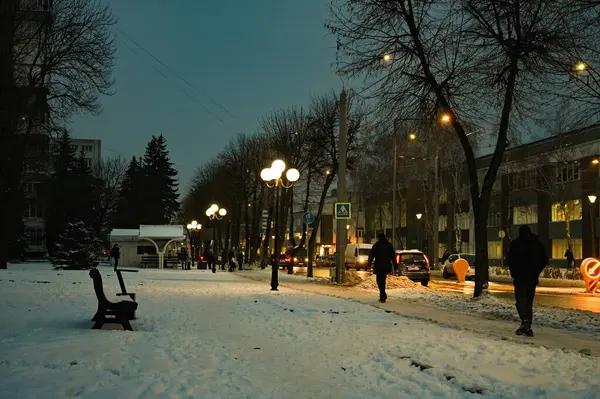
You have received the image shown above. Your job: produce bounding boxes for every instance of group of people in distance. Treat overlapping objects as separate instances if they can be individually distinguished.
[367,224,547,337]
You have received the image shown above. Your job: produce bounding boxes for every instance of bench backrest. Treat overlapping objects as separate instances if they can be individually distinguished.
[89,268,110,305]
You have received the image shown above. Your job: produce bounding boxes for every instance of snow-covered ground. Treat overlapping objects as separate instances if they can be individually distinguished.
[1,263,600,398]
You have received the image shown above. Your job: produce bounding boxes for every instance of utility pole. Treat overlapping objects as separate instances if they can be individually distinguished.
[432,152,440,268]
[336,88,348,284]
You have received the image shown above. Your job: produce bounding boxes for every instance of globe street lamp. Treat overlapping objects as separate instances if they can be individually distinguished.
[206,204,227,273]
[261,159,300,290]
[186,220,202,269]
[416,213,423,251]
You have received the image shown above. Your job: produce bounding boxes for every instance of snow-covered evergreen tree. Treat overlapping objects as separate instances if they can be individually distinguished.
[52,219,101,270]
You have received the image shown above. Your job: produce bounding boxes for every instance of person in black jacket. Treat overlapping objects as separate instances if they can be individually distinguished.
[109,244,120,268]
[367,233,398,303]
[507,225,548,337]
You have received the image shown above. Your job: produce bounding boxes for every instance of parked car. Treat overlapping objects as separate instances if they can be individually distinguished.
[395,249,430,286]
[275,247,308,268]
[441,253,475,279]
[344,243,373,270]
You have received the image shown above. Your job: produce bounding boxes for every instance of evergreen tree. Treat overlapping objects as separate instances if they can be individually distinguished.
[46,131,102,253]
[140,134,179,224]
[52,219,101,270]
[112,156,144,228]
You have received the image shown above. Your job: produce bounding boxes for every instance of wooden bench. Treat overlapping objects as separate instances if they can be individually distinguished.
[89,268,138,331]
[140,255,181,269]
[114,266,137,301]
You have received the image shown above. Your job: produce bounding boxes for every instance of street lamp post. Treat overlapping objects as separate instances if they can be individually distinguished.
[261,160,300,290]
[186,220,202,268]
[589,195,598,258]
[416,213,423,250]
[206,204,227,273]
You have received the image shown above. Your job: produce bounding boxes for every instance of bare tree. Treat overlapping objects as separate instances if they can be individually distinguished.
[0,0,116,268]
[328,0,599,296]
[306,91,365,269]
[95,156,127,239]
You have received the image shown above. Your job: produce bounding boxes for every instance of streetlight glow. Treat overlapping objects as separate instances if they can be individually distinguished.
[205,209,213,217]
[441,114,451,123]
[589,195,598,204]
[409,133,416,140]
[260,168,273,181]
[210,204,219,212]
[286,168,300,182]
[576,62,587,71]
[186,224,192,229]
[382,53,392,62]
[416,213,423,220]
[592,159,599,165]
[271,159,286,173]
[218,208,227,216]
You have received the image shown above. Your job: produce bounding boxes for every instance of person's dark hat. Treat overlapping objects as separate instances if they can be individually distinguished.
[519,225,532,235]
[378,233,387,240]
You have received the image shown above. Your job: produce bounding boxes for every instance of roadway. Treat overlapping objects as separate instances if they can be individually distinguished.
[291,266,600,313]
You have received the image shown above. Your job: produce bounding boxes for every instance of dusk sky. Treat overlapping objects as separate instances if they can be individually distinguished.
[71,0,342,192]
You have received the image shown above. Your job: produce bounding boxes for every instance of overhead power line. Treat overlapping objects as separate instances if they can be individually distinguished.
[115,26,234,123]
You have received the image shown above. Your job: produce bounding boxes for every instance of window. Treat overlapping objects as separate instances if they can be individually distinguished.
[439,188,448,204]
[356,228,364,239]
[488,241,502,259]
[512,204,538,225]
[551,200,582,222]
[83,145,93,152]
[487,212,501,227]
[438,215,447,231]
[25,181,40,196]
[25,228,45,247]
[24,204,44,218]
[84,158,92,168]
[552,239,582,259]
[455,212,470,230]
[508,170,537,190]
[70,145,78,152]
[555,162,580,184]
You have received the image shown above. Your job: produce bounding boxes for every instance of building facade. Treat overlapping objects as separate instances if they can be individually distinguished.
[70,138,102,173]
[363,125,600,267]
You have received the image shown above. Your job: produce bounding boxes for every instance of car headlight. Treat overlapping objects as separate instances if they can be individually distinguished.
[294,257,298,262]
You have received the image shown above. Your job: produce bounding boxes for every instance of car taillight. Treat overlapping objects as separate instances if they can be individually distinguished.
[424,255,430,271]
[200,256,204,261]
[396,254,401,264]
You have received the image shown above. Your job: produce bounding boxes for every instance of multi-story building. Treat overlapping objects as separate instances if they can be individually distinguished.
[70,138,102,173]
[23,137,102,256]
[363,125,600,267]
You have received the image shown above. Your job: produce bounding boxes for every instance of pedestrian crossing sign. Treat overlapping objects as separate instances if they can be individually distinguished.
[334,202,351,219]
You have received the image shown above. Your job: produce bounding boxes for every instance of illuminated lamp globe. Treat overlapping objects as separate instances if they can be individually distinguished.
[206,209,213,217]
[271,159,286,173]
[191,220,198,228]
[210,204,219,212]
[218,208,227,217]
[186,224,192,229]
[286,168,300,182]
[260,168,272,181]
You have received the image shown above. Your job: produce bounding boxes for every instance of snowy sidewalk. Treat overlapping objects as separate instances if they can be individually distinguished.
[2,265,600,398]
[239,270,600,357]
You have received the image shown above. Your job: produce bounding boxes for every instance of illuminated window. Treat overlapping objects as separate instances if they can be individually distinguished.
[455,212,470,230]
[551,200,582,222]
[487,241,502,259]
[513,204,538,225]
[551,239,582,259]
[438,215,447,231]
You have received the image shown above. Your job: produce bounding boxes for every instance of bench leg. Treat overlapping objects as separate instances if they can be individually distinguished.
[120,317,134,331]
[92,319,105,329]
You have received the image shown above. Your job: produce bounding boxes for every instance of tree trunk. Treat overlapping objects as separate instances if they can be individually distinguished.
[289,186,296,246]
[299,170,312,247]
[307,173,335,270]
[244,196,251,263]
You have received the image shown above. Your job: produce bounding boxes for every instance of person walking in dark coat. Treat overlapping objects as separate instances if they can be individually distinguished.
[507,225,548,337]
[564,248,574,269]
[228,248,236,272]
[109,244,120,268]
[367,233,398,303]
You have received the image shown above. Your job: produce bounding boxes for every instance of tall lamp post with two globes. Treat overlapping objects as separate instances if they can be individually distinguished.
[186,220,202,268]
[261,160,300,291]
[206,204,227,273]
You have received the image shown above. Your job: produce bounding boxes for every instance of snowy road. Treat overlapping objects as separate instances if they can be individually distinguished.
[1,265,599,398]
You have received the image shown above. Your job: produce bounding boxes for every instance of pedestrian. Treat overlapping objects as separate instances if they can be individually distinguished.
[221,249,228,271]
[237,250,244,271]
[228,248,236,272]
[564,247,574,269]
[507,225,548,337]
[109,244,120,269]
[209,249,216,273]
[178,247,188,269]
[367,233,398,303]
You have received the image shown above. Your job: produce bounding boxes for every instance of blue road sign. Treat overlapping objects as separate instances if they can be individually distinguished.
[302,211,315,224]
[334,202,351,219]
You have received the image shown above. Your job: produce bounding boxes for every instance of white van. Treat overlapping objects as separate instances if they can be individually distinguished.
[344,243,373,270]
